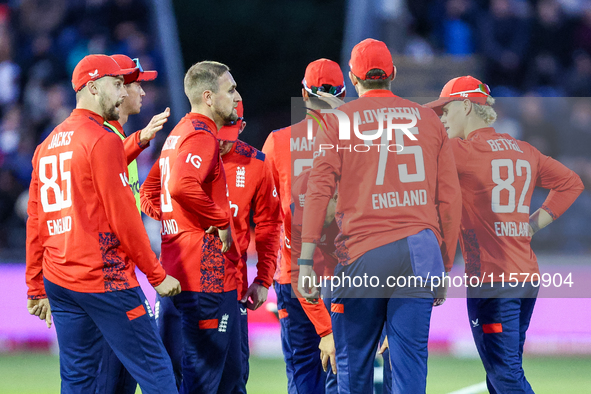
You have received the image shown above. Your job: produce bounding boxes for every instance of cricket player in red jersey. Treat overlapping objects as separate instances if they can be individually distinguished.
[153,101,282,393]
[97,54,171,394]
[140,61,242,394]
[298,39,462,394]
[262,58,344,394]
[25,54,180,394]
[218,101,282,392]
[427,76,584,394]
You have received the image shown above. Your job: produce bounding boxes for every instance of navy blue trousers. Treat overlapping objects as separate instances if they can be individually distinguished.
[467,284,538,393]
[155,294,183,389]
[275,282,338,394]
[330,230,442,394]
[156,296,251,394]
[95,344,136,394]
[156,290,241,394]
[234,302,250,394]
[44,278,177,394]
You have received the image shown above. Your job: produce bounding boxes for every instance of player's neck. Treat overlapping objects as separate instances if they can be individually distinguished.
[76,96,106,120]
[463,117,489,139]
[190,104,219,129]
[118,112,129,126]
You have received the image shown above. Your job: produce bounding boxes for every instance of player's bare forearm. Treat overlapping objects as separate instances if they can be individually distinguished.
[300,242,316,260]
[529,208,553,236]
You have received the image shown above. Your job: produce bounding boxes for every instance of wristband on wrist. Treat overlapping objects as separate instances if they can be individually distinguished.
[297,258,314,266]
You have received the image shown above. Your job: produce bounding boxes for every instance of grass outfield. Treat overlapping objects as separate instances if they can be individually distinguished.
[0,353,590,393]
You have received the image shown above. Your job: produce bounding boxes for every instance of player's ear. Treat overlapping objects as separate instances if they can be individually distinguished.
[203,90,213,106]
[463,99,472,115]
[349,71,358,86]
[390,65,396,81]
[87,80,99,96]
[239,120,247,133]
[302,88,309,102]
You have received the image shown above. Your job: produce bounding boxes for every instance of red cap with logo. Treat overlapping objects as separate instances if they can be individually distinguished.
[111,54,158,82]
[425,76,491,116]
[72,54,139,92]
[302,58,346,97]
[217,101,244,142]
[349,38,394,80]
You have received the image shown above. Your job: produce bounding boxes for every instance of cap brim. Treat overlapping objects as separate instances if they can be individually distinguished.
[137,70,158,82]
[217,125,239,142]
[110,67,140,85]
[424,97,455,116]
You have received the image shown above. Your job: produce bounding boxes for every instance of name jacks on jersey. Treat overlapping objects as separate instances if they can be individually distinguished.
[372,189,428,210]
[494,221,530,237]
[47,216,72,235]
[47,131,74,149]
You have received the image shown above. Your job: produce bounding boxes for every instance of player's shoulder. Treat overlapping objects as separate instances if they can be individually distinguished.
[172,116,218,149]
[264,125,290,142]
[187,117,217,138]
[234,140,265,162]
[42,112,112,152]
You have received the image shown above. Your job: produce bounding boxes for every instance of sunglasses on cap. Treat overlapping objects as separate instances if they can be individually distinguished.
[132,58,144,72]
[449,83,491,97]
[302,79,346,97]
[227,117,244,126]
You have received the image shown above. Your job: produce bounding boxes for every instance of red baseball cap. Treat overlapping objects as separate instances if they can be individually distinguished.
[425,76,491,116]
[217,101,244,142]
[111,54,158,82]
[349,38,394,80]
[302,58,345,97]
[72,54,139,92]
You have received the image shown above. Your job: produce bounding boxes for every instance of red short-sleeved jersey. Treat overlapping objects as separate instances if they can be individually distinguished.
[26,109,166,298]
[451,127,584,281]
[221,140,281,299]
[301,90,462,271]
[140,113,239,293]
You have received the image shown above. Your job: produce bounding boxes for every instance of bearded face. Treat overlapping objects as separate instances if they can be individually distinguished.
[95,76,127,121]
[211,72,241,127]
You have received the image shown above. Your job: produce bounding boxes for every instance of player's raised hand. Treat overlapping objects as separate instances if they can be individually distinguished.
[241,282,269,310]
[319,333,337,374]
[316,91,345,109]
[27,298,52,328]
[297,264,320,301]
[139,107,170,146]
[206,225,233,253]
[154,274,181,297]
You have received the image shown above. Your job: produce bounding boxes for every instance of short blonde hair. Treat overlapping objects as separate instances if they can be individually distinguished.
[472,96,497,125]
[184,61,229,105]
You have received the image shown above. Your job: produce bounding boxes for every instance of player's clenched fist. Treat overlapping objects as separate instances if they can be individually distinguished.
[154,274,181,297]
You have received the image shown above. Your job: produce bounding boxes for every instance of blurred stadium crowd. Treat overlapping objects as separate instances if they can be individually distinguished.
[0,0,590,257]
